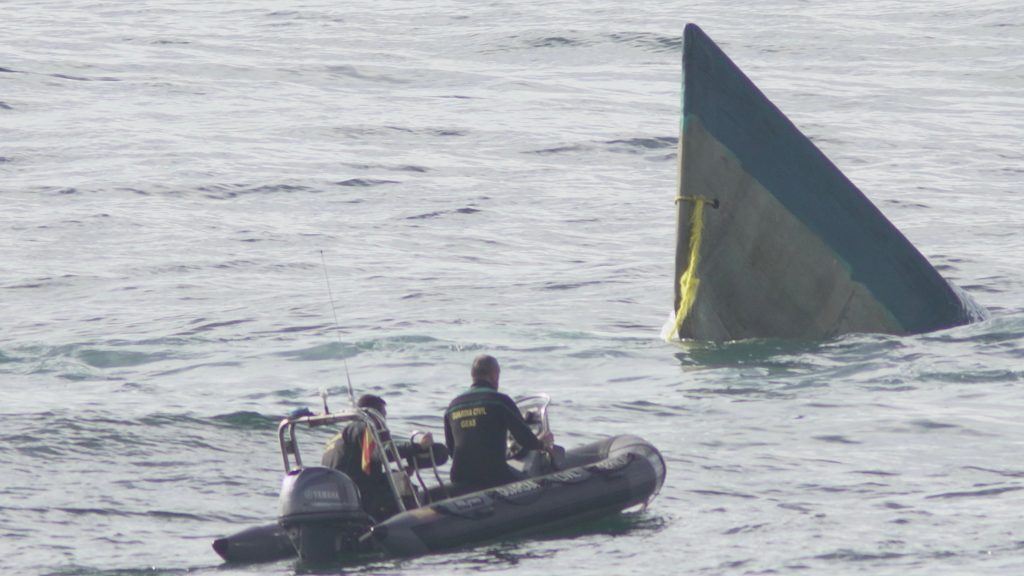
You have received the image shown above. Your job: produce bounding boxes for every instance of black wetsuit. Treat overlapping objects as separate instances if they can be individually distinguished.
[321,421,447,521]
[444,382,542,489]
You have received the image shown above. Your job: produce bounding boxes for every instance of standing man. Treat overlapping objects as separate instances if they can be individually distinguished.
[444,354,553,489]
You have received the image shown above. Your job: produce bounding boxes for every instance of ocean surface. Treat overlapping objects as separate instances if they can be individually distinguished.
[3,1,1023,574]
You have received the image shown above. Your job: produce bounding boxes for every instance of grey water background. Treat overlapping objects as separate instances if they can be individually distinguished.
[3,1,1023,574]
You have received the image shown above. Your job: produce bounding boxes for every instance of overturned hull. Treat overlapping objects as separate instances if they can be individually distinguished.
[669,24,983,341]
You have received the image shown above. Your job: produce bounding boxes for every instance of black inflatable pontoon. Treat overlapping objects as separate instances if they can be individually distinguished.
[372,434,664,556]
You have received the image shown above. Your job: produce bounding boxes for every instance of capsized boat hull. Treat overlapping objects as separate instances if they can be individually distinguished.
[671,23,985,341]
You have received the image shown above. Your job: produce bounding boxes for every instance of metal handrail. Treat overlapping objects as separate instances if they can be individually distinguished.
[277,408,425,513]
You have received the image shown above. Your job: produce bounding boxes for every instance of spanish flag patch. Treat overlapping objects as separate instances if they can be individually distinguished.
[361,428,375,475]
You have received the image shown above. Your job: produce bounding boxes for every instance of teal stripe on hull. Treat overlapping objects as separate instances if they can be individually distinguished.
[674,24,982,341]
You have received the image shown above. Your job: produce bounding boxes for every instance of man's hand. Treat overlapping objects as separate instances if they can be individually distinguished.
[417,431,434,449]
[538,430,554,450]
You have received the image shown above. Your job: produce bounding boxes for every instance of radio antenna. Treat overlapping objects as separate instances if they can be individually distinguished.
[320,250,357,408]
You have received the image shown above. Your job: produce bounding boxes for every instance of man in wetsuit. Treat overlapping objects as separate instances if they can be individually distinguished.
[322,394,446,521]
[444,354,554,490]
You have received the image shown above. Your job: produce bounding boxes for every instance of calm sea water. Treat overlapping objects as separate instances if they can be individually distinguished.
[3,1,1023,575]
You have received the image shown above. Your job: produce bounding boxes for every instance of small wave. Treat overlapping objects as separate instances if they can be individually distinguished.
[344,163,428,173]
[917,368,1021,385]
[338,124,464,139]
[406,207,481,220]
[151,361,241,377]
[210,410,280,430]
[960,281,1003,294]
[884,198,931,210]
[925,486,1022,499]
[606,32,682,53]
[12,443,64,457]
[528,36,588,48]
[326,64,408,84]
[542,280,603,291]
[682,386,792,400]
[485,33,589,54]
[132,411,282,435]
[606,374,653,384]
[909,419,958,430]
[688,489,757,499]
[41,567,191,576]
[2,415,168,458]
[335,178,399,187]
[403,211,440,219]
[50,73,121,82]
[6,341,177,375]
[177,318,253,335]
[393,163,430,172]
[854,469,900,477]
[722,522,768,535]
[276,341,358,361]
[813,549,907,562]
[0,102,12,110]
[814,435,861,444]
[254,323,327,335]
[566,348,632,359]
[774,498,815,510]
[613,400,682,418]
[55,506,133,517]
[241,183,315,194]
[76,348,168,369]
[211,258,258,269]
[274,335,445,364]
[527,143,592,155]
[196,182,319,198]
[604,136,677,153]
[674,337,828,368]
[3,274,81,289]
[962,466,1024,478]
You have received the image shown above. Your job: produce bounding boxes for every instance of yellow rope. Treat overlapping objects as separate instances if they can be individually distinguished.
[666,196,709,341]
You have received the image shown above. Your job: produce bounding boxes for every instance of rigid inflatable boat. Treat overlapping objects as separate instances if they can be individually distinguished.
[212,394,665,564]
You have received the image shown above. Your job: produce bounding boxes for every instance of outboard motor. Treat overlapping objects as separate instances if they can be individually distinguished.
[277,466,373,563]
